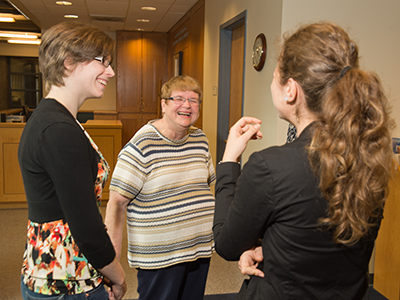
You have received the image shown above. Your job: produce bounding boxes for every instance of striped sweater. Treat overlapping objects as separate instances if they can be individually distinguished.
[110,122,216,269]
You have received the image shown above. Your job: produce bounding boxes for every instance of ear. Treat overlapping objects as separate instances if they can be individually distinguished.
[161,99,167,114]
[285,78,298,103]
[63,56,75,70]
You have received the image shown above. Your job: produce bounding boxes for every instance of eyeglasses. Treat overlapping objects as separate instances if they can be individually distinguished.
[166,96,201,106]
[94,56,111,68]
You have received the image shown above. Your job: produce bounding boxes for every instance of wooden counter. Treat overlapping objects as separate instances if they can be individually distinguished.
[0,120,122,209]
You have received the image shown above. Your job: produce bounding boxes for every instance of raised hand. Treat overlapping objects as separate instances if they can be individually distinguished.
[222,117,263,163]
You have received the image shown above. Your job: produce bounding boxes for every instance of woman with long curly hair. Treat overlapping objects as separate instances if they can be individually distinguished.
[213,22,396,299]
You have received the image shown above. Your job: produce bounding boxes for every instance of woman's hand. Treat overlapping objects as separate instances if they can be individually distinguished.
[238,246,265,277]
[107,280,127,300]
[222,117,263,162]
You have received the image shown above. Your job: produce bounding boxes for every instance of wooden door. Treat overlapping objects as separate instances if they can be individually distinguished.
[216,12,246,162]
[229,24,245,128]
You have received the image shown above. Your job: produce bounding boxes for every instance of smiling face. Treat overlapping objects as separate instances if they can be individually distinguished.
[161,89,200,134]
[69,55,115,100]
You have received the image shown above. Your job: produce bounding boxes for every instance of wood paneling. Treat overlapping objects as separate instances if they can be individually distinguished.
[167,0,204,129]
[117,113,143,146]
[116,31,167,146]
[142,33,168,113]
[0,124,25,207]
[374,166,400,299]
[117,32,142,113]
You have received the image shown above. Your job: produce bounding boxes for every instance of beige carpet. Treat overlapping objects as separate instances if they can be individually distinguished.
[0,207,245,300]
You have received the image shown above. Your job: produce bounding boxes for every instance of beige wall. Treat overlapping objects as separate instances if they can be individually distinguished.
[203,0,283,164]
[278,0,400,143]
[203,0,400,164]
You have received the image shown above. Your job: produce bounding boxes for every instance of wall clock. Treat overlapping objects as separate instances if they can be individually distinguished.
[252,33,267,71]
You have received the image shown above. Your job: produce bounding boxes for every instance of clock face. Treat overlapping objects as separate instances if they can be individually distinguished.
[252,34,266,71]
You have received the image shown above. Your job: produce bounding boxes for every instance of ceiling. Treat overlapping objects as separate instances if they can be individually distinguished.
[0,0,198,37]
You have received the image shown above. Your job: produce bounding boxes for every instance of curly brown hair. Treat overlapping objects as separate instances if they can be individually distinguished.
[39,21,115,91]
[279,22,395,245]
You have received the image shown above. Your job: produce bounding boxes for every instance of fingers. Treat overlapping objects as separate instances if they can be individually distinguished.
[238,263,265,277]
[253,246,264,261]
[222,117,262,162]
[241,123,262,140]
[238,246,265,278]
[108,288,115,300]
[234,117,262,127]
[233,117,263,140]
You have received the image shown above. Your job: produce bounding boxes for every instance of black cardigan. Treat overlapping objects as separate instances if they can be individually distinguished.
[18,98,115,269]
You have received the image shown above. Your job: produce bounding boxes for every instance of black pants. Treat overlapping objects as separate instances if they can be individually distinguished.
[137,257,210,300]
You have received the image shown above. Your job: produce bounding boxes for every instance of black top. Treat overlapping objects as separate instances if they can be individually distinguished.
[213,124,379,299]
[18,98,115,269]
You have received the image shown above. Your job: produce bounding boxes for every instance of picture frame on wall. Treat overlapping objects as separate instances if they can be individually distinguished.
[174,51,183,76]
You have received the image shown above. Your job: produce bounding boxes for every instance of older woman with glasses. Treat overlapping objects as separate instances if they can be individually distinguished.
[105,75,216,300]
[18,21,126,300]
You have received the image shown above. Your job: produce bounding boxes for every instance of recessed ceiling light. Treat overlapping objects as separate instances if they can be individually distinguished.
[136,19,150,23]
[141,6,156,11]
[64,14,78,19]
[135,28,145,31]
[0,33,38,38]
[56,1,72,5]
[0,17,15,22]
[8,39,41,45]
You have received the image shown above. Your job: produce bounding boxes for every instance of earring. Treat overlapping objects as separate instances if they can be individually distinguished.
[284,97,288,101]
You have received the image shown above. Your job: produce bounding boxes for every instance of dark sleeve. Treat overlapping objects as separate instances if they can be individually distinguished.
[39,122,115,269]
[213,152,275,261]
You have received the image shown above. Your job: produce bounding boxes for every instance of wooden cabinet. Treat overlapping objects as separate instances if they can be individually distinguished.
[0,121,122,208]
[116,31,167,146]
[0,123,25,207]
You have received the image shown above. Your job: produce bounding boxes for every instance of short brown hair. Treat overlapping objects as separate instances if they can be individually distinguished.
[39,21,115,91]
[161,75,202,102]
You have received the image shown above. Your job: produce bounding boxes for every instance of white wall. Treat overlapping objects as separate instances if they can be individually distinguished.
[203,0,400,164]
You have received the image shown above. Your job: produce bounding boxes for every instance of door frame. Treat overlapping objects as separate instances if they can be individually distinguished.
[216,10,247,162]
